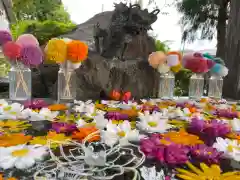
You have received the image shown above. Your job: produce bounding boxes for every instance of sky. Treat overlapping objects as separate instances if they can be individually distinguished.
[62,0,217,51]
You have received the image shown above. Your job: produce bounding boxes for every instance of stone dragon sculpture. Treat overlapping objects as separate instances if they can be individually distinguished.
[93,2,160,60]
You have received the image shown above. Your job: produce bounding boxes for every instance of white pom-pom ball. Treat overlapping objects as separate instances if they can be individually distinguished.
[157,64,170,74]
[219,65,229,77]
[167,54,179,67]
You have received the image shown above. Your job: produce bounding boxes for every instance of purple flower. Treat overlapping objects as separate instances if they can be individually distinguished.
[164,144,189,165]
[213,109,238,119]
[188,118,231,145]
[190,144,223,164]
[0,30,12,45]
[52,122,77,133]
[24,99,48,109]
[105,112,129,120]
[140,135,190,166]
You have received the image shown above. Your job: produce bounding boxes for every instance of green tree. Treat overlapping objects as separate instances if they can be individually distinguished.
[12,0,71,22]
[155,40,170,52]
[176,0,229,58]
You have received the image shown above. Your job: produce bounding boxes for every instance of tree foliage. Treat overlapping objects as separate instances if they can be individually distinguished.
[11,20,76,45]
[12,0,71,22]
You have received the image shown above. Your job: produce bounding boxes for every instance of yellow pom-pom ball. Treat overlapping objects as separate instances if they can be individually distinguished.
[171,64,182,73]
[45,39,67,63]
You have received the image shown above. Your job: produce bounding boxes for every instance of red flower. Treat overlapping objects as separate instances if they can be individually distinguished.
[3,41,21,60]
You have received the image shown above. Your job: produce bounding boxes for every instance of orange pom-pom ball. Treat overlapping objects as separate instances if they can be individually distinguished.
[3,41,21,60]
[148,51,167,69]
[67,40,88,63]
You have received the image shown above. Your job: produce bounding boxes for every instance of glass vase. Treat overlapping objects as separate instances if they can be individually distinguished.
[9,64,31,101]
[158,72,175,99]
[57,68,77,102]
[189,73,204,99]
[208,75,223,99]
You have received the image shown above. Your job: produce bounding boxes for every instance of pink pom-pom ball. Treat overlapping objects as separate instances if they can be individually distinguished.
[16,34,39,47]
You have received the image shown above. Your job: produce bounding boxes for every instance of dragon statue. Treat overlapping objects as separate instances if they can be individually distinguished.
[93,2,160,60]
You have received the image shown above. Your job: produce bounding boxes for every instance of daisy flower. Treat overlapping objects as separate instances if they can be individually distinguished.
[213,137,240,161]
[28,108,59,121]
[101,120,140,146]
[231,118,240,132]
[0,103,27,120]
[137,111,171,133]
[0,144,48,169]
[176,161,240,180]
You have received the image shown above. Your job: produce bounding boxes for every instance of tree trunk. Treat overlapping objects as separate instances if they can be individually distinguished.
[223,0,240,99]
[216,0,228,58]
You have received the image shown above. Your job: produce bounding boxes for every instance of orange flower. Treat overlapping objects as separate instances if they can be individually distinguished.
[120,109,138,118]
[72,126,100,142]
[48,104,68,111]
[67,40,88,63]
[0,133,32,147]
[161,129,203,146]
[0,174,17,180]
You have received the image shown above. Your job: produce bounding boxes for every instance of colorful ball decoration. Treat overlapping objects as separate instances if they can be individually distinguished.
[20,45,43,66]
[0,30,12,46]
[67,40,88,63]
[2,41,21,60]
[16,34,39,47]
[211,63,229,77]
[148,51,167,69]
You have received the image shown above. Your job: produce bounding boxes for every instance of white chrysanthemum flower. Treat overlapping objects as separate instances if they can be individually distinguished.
[231,118,240,132]
[140,166,177,180]
[137,111,171,133]
[28,108,59,121]
[0,145,48,170]
[101,121,140,146]
[213,137,240,161]
[0,103,27,120]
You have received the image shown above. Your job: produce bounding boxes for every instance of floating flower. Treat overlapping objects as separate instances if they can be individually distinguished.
[190,144,223,164]
[72,126,100,143]
[2,41,21,60]
[0,174,17,180]
[48,104,68,111]
[140,135,189,165]
[213,137,240,162]
[23,99,48,109]
[101,120,140,146]
[94,114,108,129]
[45,38,67,63]
[16,34,39,47]
[105,111,129,120]
[138,111,171,133]
[0,120,31,133]
[30,131,71,149]
[20,45,43,66]
[52,122,77,133]
[176,161,240,180]
[28,108,59,121]
[0,144,48,170]
[231,118,240,132]
[161,129,203,146]
[0,103,28,120]
[188,118,231,145]
[0,133,32,147]
[213,109,238,119]
[67,40,88,63]
[0,30,12,45]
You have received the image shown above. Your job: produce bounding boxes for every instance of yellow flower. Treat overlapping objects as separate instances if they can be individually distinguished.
[30,131,71,149]
[168,119,189,128]
[176,161,240,180]
[0,120,31,133]
[56,114,79,122]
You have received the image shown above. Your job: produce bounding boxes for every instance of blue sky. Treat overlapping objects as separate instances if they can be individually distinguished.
[62,0,217,51]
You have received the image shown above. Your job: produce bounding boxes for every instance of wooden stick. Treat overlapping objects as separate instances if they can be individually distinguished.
[14,62,29,97]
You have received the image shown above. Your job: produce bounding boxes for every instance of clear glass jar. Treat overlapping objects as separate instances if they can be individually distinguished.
[57,68,77,102]
[158,72,175,99]
[189,73,204,99]
[208,75,223,99]
[9,64,31,101]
